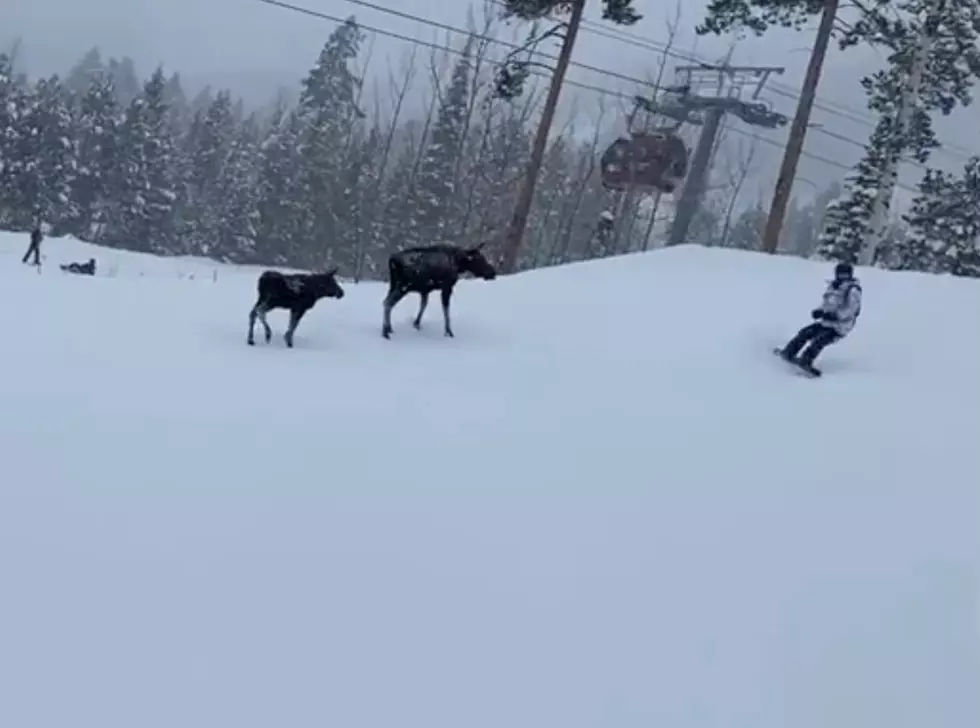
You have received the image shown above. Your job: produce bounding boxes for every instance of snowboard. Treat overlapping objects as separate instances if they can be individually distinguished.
[772,347,822,378]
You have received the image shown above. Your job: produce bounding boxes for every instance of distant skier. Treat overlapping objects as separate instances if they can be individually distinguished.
[60,258,96,276]
[22,226,42,266]
[777,261,862,374]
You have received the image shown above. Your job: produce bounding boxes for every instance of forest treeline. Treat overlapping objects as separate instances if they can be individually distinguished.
[2,12,974,278]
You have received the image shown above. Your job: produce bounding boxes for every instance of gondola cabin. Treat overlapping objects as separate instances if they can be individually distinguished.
[600,131,689,194]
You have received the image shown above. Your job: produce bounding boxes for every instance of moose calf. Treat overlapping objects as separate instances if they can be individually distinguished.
[248,269,345,348]
[382,243,496,339]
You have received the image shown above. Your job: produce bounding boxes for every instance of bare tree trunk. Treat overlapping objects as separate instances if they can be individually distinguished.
[500,0,585,273]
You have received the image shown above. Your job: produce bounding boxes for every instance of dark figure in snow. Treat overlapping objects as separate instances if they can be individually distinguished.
[382,243,497,339]
[60,258,96,276]
[22,226,42,265]
[247,269,345,348]
[778,261,862,374]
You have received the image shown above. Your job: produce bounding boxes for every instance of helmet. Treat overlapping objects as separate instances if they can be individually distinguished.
[834,261,854,279]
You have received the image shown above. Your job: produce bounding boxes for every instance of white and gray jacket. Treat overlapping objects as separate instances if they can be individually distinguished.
[818,277,862,337]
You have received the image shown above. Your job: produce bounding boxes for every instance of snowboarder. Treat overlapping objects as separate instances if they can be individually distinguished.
[22,226,42,266]
[777,261,862,375]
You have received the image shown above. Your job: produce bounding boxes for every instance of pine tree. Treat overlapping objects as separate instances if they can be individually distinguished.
[899,158,980,277]
[347,126,384,280]
[727,202,767,250]
[13,75,78,231]
[71,71,119,239]
[163,72,191,137]
[816,117,894,263]
[254,105,306,265]
[212,113,260,262]
[104,68,177,253]
[411,37,474,245]
[0,53,33,228]
[376,126,425,261]
[181,89,236,255]
[107,56,141,107]
[817,0,980,264]
[782,181,841,256]
[65,47,104,97]
[295,16,366,267]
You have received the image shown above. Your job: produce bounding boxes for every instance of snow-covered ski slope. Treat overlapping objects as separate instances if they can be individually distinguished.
[0,230,978,728]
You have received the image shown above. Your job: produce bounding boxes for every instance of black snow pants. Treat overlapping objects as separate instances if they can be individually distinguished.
[782,322,840,365]
[22,238,40,265]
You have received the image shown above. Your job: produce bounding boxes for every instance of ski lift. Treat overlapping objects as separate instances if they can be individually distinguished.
[599,95,690,194]
[600,130,689,194]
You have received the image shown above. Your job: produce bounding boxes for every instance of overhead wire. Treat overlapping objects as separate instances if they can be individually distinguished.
[250,0,933,191]
[571,9,980,162]
[326,0,980,167]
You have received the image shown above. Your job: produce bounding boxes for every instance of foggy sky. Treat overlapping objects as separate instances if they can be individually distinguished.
[5,0,980,205]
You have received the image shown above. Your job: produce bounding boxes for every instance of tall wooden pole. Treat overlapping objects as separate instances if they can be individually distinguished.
[499,0,585,274]
[760,0,840,254]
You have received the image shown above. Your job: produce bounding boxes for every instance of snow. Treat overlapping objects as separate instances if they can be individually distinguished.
[0,230,978,728]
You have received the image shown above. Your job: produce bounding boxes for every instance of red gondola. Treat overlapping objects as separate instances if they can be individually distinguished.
[600,130,689,194]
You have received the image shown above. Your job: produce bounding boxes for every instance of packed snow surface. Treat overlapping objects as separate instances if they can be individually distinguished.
[1,231,978,728]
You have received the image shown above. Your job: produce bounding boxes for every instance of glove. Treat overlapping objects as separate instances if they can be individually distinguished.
[811,308,823,320]
[822,311,839,322]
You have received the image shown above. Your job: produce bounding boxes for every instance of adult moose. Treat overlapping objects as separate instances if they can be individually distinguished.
[247,268,345,348]
[382,243,496,339]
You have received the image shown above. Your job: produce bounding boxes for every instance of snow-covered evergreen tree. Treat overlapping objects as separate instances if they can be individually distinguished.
[376,123,426,260]
[898,157,980,277]
[295,16,366,267]
[412,37,474,245]
[820,0,980,264]
[346,125,384,280]
[107,56,141,107]
[65,47,104,97]
[254,104,307,265]
[14,75,78,230]
[0,53,33,228]
[104,68,176,253]
[180,89,236,255]
[726,202,766,250]
[816,117,894,263]
[525,135,577,266]
[211,113,260,262]
[163,72,191,137]
[71,71,119,239]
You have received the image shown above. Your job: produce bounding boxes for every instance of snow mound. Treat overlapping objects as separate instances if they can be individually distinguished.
[0,229,977,728]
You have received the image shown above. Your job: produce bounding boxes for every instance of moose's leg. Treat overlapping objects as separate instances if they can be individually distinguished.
[255,302,273,343]
[382,285,408,339]
[413,291,429,330]
[440,286,454,338]
[247,300,269,345]
[284,307,307,348]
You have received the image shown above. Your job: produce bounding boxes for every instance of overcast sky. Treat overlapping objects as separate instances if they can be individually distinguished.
[5,0,980,202]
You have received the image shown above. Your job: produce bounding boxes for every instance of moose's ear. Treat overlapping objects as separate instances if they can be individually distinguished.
[470,241,485,252]
[325,267,338,276]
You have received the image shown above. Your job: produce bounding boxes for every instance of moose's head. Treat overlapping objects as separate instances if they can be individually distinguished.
[311,267,345,299]
[456,243,497,280]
